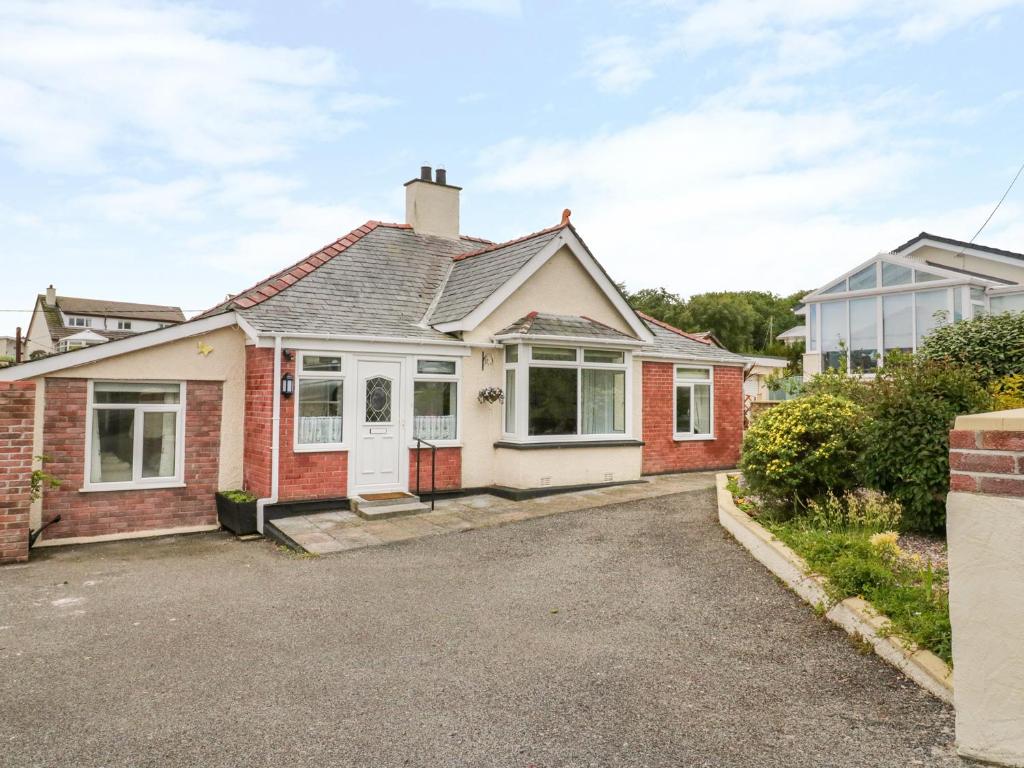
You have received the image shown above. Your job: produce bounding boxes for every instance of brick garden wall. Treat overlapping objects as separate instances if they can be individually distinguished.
[41,378,222,540]
[641,363,743,475]
[949,428,1024,496]
[409,447,462,493]
[0,381,36,564]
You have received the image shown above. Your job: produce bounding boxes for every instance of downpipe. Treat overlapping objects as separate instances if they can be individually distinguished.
[255,335,283,534]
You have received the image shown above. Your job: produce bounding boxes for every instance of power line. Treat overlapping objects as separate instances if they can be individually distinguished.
[959,157,1024,252]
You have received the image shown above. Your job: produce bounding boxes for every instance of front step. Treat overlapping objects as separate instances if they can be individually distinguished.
[350,493,430,520]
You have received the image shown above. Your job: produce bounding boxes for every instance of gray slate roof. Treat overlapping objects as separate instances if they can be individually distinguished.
[640,315,748,364]
[237,225,478,340]
[428,228,563,325]
[892,231,1024,262]
[496,313,639,341]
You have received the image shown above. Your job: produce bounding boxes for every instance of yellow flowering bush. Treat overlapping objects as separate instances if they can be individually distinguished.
[740,394,864,508]
[990,373,1024,411]
[869,531,902,562]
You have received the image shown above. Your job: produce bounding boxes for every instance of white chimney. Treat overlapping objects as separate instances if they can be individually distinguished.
[46,285,56,306]
[404,165,460,239]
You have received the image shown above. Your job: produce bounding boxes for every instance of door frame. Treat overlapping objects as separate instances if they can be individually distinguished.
[348,355,409,496]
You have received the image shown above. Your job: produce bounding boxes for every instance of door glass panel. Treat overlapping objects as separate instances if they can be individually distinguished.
[849,297,878,372]
[915,289,948,347]
[364,377,392,423]
[883,294,913,356]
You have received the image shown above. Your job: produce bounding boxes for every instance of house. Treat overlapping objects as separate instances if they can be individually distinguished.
[800,232,1024,375]
[0,336,20,360]
[24,286,186,357]
[775,325,806,347]
[0,167,746,564]
[743,356,791,402]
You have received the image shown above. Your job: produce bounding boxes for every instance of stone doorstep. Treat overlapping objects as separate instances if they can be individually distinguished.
[714,472,954,704]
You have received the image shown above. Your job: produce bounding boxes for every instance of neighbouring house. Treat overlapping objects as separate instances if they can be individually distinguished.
[0,167,746,563]
[775,325,806,347]
[744,356,791,402]
[0,336,20,360]
[800,232,1024,375]
[24,286,186,358]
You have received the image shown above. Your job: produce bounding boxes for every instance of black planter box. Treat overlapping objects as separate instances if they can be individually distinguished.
[215,493,258,536]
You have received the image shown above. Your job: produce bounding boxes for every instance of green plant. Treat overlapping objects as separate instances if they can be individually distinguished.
[990,373,1024,410]
[798,366,873,406]
[30,455,61,501]
[921,311,1024,384]
[804,489,902,532]
[860,357,991,533]
[219,489,257,503]
[739,394,865,510]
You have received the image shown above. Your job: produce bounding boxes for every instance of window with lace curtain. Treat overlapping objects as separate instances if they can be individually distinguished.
[296,354,344,448]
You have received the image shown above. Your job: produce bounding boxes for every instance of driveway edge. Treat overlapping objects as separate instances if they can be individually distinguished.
[715,472,954,704]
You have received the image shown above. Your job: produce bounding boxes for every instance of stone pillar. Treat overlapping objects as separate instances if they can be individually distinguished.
[0,381,36,565]
[947,408,1024,766]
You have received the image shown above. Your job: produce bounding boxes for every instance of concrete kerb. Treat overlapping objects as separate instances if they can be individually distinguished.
[715,472,954,704]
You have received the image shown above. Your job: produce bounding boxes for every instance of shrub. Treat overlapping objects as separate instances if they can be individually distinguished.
[804,489,902,532]
[828,552,896,596]
[798,366,873,406]
[740,394,865,509]
[990,373,1024,410]
[920,311,1024,384]
[860,357,991,532]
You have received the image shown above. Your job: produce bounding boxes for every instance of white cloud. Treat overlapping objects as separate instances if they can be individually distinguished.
[580,36,656,94]
[0,0,383,171]
[419,0,521,16]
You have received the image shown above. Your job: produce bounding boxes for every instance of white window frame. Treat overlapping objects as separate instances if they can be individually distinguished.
[294,352,346,452]
[502,345,519,437]
[504,344,631,443]
[411,356,461,446]
[116,320,132,330]
[67,316,90,328]
[673,366,714,441]
[82,380,186,492]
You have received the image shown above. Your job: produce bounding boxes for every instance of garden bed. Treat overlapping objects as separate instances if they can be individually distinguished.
[717,473,953,702]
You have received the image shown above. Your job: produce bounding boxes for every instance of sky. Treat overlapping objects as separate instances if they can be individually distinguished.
[2,0,1024,338]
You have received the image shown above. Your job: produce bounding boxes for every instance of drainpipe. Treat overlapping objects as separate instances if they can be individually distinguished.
[255,334,283,533]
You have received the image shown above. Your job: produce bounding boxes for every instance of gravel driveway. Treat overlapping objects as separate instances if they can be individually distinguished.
[0,488,963,767]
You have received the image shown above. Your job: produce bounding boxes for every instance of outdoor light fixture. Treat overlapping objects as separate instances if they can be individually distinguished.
[281,372,294,397]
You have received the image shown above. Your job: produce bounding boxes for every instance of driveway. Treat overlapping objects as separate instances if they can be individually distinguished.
[0,486,962,767]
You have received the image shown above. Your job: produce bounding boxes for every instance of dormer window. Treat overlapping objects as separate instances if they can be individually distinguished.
[68,316,89,327]
[117,320,132,330]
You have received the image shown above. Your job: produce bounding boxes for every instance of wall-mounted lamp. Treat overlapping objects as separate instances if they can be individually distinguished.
[282,349,294,362]
[281,372,294,398]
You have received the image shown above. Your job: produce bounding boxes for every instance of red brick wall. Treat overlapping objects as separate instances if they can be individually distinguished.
[641,363,743,474]
[245,347,348,502]
[41,378,222,540]
[409,447,462,492]
[0,381,35,564]
[950,428,1024,496]
[243,346,273,498]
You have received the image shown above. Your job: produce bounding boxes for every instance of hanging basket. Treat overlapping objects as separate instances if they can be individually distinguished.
[477,386,505,404]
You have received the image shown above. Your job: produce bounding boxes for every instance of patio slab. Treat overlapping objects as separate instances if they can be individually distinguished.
[270,472,720,555]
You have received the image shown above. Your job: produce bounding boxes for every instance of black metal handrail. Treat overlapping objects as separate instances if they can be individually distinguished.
[414,437,437,511]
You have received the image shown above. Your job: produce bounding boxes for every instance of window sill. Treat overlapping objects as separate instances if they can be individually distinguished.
[79,482,186,493]
[673,434,716,442]
[494,439,644,450]
[293,444,348,453]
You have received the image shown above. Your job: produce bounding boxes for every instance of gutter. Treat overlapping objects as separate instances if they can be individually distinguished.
[256,334,283,533]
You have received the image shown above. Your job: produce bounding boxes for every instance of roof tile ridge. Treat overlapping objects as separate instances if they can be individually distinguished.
[635,310,711,344]
[203,220,382,314]
[451,223,566,262]
[459,234,495,245]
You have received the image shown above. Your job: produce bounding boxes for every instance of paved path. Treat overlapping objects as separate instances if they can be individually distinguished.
[273,472,720,554]
[0,486,963,767]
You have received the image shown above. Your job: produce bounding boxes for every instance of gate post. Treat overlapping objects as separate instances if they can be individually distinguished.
[947,409,1024,766]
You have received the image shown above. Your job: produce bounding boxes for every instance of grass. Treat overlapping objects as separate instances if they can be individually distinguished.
[726,475,952,665]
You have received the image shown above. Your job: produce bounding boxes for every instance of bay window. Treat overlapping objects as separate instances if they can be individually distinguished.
[296,354,344,447]
[507,345,628,440]
[87,382,183,488]
[674,367,713,439]
[414,359,458,441]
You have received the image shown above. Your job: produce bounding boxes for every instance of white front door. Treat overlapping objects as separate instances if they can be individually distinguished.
[354,359,403,494]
